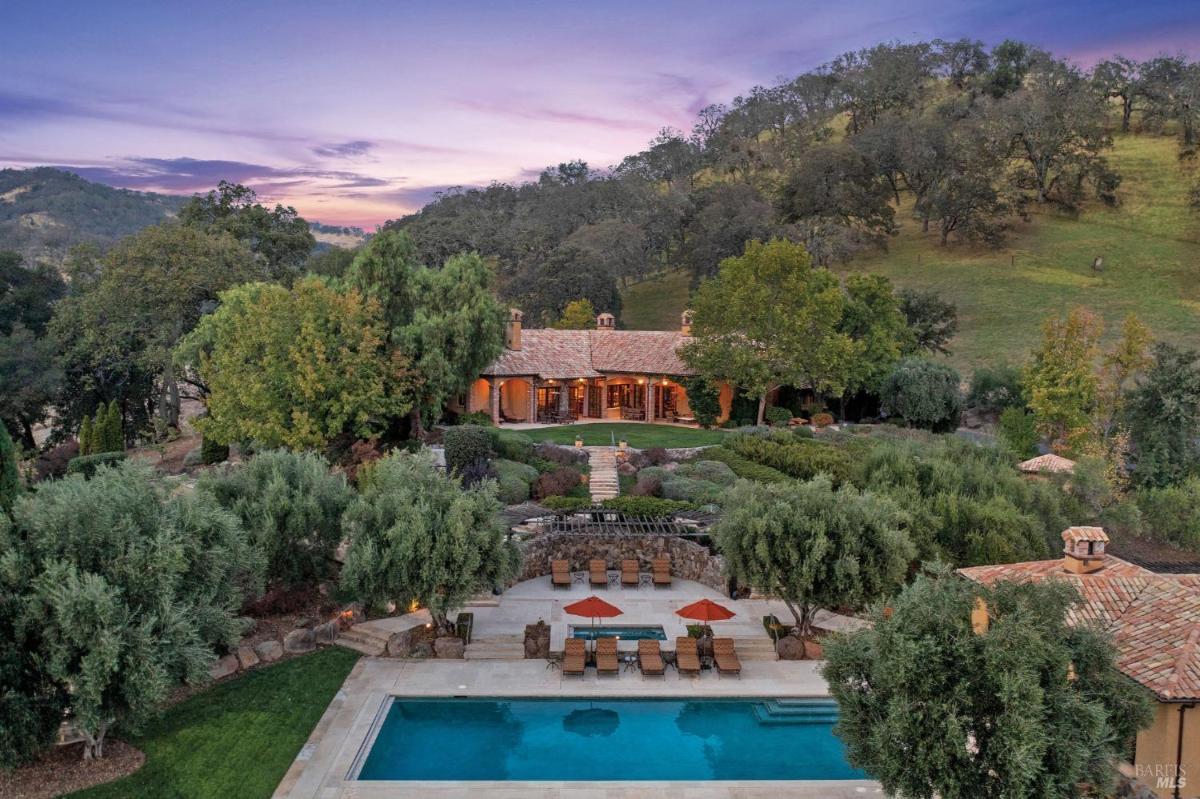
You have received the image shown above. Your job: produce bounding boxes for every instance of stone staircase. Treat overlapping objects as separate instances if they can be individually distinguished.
[335,625,390,657]
[586,446,619,501]
[463,634,527,660]
[730,636,779,661]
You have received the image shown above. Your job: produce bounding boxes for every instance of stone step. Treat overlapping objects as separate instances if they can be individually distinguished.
[335,634,387,657]
[463,639,527,660]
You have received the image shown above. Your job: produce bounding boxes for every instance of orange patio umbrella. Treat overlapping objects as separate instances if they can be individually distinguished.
[563,595,623,650]
[675,598,736,633]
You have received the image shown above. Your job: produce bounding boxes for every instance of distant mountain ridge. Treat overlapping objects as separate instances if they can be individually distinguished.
[0,167,367,265]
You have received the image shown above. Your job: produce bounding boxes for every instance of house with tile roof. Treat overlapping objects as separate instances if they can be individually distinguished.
[960,527,1200,798]
[458,309,736,424]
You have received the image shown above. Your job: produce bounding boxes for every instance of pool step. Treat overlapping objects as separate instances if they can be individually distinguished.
[752,699,840,726]
[335,627,389,657]
[463,635,527,660]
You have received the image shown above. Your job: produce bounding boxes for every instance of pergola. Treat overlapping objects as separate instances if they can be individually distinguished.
[507,506,720,541]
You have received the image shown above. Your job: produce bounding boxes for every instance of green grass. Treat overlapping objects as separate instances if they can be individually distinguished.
[68,648,360,799]
[620,270,691,330]
[619,133,1200,372]
[525,423,725,448]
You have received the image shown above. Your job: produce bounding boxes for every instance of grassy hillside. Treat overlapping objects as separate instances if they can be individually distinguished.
[619,133,1200,372]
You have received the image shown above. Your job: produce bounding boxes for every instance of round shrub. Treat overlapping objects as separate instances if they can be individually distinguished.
[493,458,538,484]
[661,476,724,504]
[793,426,815,439]
[444,425,494,475]
[534,467,582,499]
[811,412,835,428]
[675,460,737,486]
[489,430,534,463]
[765,405,793,427]
[967,365,1025,412]
[66,451,127,479]
[880,357,963,433]
[631,474,662,496]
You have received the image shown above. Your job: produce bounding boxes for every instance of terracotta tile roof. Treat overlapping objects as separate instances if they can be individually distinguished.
[1063,526,1109,544]
[1018,454,1076,474]
[960,558,1200,701]
[481,329,695,380]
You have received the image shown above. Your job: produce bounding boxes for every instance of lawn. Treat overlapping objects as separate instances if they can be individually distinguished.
[525,423,725,448]
[68,647,360,799]
[619,133,1200,373]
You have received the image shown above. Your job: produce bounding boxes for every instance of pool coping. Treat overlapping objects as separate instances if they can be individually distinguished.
[273,658,884,798]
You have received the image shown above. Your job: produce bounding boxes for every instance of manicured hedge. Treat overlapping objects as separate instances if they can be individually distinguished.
[540,495,699,517]
[692,446,790,484]
[727,434,854,486]
[66,451,127,478]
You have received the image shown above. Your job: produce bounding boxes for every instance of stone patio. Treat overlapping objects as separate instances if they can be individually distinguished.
[274,577,879,798]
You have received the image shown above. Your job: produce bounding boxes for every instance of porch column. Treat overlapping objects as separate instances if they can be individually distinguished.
[558,381,570,415]
[489,379,500,424]
[645,377,654,422]
[582,380,590,418]
[528,379,538,423]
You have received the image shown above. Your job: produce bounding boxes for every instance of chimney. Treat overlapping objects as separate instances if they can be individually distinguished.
[1061,526,1108,575]
[681,309,694,336]
[505,308,523,350]
[596,312,615,330]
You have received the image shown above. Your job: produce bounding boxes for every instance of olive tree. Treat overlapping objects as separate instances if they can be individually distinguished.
[712,476,913,638]
[823,565,1153,799]
[340,450,518,630]
[3,462,261,759]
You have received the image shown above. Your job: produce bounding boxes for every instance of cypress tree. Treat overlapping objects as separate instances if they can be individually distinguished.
[0,424,20,513]
[104,401,123,452]
[79,415,93,456]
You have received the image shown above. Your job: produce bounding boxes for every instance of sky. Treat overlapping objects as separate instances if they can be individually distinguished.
[1,0,1197,228]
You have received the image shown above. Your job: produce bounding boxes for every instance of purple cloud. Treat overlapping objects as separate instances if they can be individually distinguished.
[312,140,374,159]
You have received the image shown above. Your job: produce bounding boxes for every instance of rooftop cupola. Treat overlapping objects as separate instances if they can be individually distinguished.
[505,308,523,350]
[1062,526,1108,574]
[596,312,615,330]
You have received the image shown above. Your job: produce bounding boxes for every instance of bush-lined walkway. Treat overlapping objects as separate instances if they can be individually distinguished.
[68,648,360,799]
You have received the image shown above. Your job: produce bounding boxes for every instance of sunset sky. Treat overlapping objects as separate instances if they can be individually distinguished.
[2,0,1196,228]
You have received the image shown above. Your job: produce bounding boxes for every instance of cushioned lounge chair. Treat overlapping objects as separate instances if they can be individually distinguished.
[551,559,571,589]
[589,559,608,587]
[638,640,665,677]
[621,559,639,587]
[596,638,619,676]
[563,639,587,676]
[712,637,742,678]
[652,557,671,587]
[675,636,701,677]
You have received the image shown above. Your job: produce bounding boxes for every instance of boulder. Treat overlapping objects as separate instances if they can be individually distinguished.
[775,634,806,661]
[962,409,983,429]
[313,620,340,645]
[254,640,283,662]
[803,639,824,660]
[284,628,316,654]
[210,653,239,680]
[386,630,413,658]
[235,644,260,670]
[434,636,465,659]
[410,640,434,659]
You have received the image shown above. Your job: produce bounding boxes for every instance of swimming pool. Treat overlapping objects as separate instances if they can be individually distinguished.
[569,624,666,641]
[354,697,864,781]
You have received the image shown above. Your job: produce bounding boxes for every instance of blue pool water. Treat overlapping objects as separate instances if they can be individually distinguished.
[570,624,666,641]
[355,697,865,781]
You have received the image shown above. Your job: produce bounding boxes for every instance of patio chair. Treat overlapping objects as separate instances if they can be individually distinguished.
[589,559,608,587]
[712,638,742,679]
[595,638,619,676]
[675,636,701,677]
[620,559,639,587]
[652,557,672,587]
[638,640,665,678]
[551,559,571,589]
[563,639,587,676]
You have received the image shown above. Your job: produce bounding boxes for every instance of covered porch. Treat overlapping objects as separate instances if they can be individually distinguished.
[468,373,699,426]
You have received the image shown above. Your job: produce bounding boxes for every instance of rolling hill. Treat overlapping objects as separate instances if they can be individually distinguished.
[620,133,1200,373]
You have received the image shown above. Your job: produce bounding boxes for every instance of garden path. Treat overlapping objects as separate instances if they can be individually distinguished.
[584,446,619,501]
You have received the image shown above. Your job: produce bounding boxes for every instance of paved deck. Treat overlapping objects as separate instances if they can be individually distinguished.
[275,578,877,798]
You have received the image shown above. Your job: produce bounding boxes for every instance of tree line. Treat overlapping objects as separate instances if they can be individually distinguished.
[389,41,1200,323]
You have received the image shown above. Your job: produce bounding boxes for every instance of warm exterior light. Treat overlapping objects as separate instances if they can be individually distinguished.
[637,378,644,385]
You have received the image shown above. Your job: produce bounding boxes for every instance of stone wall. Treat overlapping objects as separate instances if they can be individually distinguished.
[517,532,727,594]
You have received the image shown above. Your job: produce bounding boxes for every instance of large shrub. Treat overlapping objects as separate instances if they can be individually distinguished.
[764,405,792,427]
[534,467,582,500]
[681,376,722,427]
[2,462,260,759]
[880,357,962,432]
[661,476,724,504]
[693,446,790,484]
[674,459,738,486]
[966,364,1025,412]
[198,450,353,587]
[1137,478,1200,550]
[443,424,494,476]
[488,428,534,463]
[997,406,1039,457]
[492,458,538,505]
[66,451,126,478]
[340,450,518,628]
[0,424,18,512]
[727,433,854,486]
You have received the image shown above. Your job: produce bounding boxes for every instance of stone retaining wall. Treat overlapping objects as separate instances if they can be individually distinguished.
[517,532,727,594]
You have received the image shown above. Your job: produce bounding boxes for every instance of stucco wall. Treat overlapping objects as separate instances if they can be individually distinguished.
[517,532,727,594]
[1135,700,1200,797]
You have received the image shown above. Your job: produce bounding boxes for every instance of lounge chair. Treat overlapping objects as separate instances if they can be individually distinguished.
[589,559,608,588]
[638,640,665,678]
[595,638,619,676]
[712,638,742,678]
[652,558,671,587]
[621,559,639,587]
[563,639,587,676]
[551,559,571,589]
[675,636,701,677]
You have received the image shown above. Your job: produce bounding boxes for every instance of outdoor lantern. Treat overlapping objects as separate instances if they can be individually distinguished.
[618,440,627,451]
